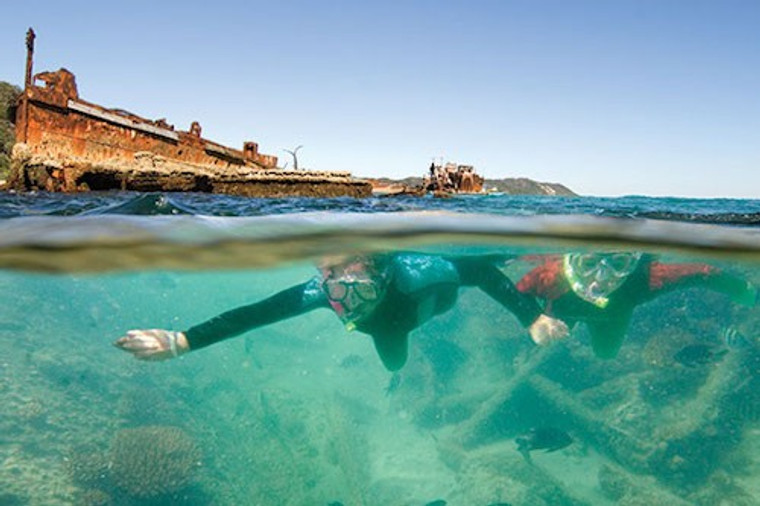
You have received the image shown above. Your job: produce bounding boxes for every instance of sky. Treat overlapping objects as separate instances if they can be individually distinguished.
[1,0,759,198]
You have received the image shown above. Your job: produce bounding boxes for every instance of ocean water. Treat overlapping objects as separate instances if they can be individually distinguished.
[1,192,760,506]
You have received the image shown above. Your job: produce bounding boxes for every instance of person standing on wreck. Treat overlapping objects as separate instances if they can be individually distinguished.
[516,252,758,359]
[114,253,568,371]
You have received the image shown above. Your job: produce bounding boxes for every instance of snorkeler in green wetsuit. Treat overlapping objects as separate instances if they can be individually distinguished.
[516,252,758,359]
[114,252,568,371]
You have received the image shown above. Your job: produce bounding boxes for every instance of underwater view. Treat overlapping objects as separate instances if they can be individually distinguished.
[2,193,760,506]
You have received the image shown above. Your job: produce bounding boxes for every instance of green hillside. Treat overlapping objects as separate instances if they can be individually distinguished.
[0,81,21,180]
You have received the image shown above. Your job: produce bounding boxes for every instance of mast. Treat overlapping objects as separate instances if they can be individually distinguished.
[19,27,35,143]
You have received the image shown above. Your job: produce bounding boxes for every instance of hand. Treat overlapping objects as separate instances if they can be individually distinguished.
[113,329,189,361]
[528,314,569,346]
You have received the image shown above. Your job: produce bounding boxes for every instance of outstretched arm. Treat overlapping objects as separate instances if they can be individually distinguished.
[451,257,569,345]
[115,277,331,360]
[648,262,757,306]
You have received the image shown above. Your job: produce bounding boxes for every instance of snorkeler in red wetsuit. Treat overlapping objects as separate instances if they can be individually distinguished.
[516,252,757,358]
[115,253,568,371]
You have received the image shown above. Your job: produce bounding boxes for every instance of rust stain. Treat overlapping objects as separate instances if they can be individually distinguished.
[9,29,371,197]
[20,67,278,172]
[426,162,485,194]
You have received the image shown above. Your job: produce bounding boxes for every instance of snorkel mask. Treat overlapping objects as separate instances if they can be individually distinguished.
[564,252,642,308]
[319,256,389,330]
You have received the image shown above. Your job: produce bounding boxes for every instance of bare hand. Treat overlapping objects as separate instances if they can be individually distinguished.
[528,314,569,346]
[113,329,189,361]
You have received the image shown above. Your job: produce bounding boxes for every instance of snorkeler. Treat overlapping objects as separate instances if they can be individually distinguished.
[114,253,569,371]
[516,252,758,359]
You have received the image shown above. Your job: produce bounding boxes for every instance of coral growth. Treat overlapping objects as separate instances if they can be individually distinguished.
[109,426,201,498]
[76,488,112,506]
[68,450,110,487]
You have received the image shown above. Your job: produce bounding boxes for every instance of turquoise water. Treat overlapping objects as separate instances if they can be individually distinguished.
[2,193,760,505]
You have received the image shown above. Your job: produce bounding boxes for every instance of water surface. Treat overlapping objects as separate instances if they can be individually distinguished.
[1,192,760,505]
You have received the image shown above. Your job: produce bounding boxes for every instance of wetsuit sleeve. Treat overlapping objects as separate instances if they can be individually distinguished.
[515,257,571,301]
[647,262,756,305]
[184,277,331,350]
[452,257,544,327]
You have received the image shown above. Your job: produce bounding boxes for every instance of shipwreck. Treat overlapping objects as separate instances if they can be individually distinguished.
[372,162,485,197]
[424,162,484,194]
[8,29,371,198]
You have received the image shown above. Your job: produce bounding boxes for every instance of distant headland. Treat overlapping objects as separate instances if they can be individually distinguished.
[367,171,575,197]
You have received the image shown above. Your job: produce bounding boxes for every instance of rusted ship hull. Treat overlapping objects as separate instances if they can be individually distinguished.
[8,29,371,198]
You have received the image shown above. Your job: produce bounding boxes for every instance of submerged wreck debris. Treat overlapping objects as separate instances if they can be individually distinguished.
[515,426,573,461]
[428,320,760,503]
[8,29,371,197]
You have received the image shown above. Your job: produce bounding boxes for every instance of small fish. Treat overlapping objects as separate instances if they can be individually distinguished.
[424,500,447,506]
[385,372,402,396]
[486,503,513,506]
[721,326,755,349]
[339,353,364,368]
[0,321,26,333]
[242,338,264,369]
[327,502,344,506]
[673,344,728,368]
[515,427,573,462]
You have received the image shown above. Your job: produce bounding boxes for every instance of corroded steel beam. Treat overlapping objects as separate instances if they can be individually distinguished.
[8,31,372,197]
[17,66,276,171]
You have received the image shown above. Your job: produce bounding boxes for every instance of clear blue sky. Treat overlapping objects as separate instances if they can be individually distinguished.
[1,0,758,197]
